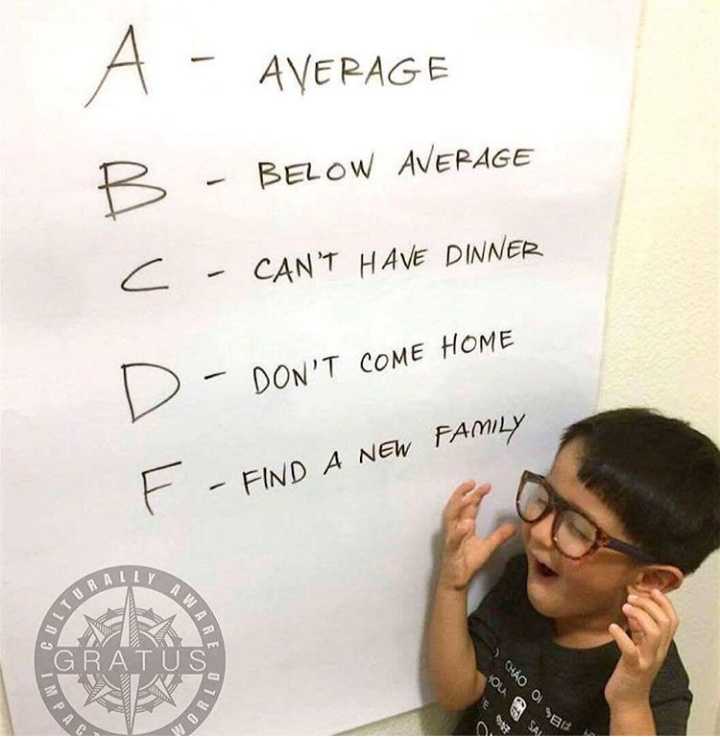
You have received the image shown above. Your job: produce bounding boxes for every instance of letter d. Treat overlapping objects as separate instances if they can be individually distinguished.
[122,363,180,422]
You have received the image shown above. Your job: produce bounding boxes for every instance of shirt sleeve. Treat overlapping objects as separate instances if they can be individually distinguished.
[650,691,692,735]
[466,553,524,675]
[648,640,693,735]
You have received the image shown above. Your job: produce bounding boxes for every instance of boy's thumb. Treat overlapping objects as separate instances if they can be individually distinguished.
[487,522,518,550]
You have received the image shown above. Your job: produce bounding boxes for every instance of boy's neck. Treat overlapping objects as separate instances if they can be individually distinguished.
[551,608,625,649]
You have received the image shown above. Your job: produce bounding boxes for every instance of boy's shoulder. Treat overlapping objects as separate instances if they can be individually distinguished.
[506,551,528,576]
[487,550,527,583]
[495,551,530,595]
[651,638,692,703]
[473,551,544,633]
[482,552,531,607]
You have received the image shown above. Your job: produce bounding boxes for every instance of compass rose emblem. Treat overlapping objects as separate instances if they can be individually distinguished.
[77,586,184,733]
[35,565,225,735]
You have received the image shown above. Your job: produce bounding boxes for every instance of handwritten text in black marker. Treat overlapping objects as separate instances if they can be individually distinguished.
[397,145,534,176]
[258,153,374,189]
[434,414,526,449]
[99,161,167,220]
[259,55,448,94]
[254,251,338,283]
[121,258,169,292]
[84,24,147,107]
[253,356,339,395]
[142,460,182,515]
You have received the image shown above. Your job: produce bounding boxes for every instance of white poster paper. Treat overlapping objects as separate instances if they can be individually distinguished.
[1,2,641,734]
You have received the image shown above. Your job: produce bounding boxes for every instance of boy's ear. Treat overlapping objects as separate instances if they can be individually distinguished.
[629,564,684,595]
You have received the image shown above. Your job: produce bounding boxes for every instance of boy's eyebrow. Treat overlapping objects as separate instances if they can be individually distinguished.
[543,470,602,528]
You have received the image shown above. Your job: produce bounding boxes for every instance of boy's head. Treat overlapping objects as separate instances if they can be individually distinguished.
[520,406,720,632]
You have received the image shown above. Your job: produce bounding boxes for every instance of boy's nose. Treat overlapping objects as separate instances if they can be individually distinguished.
[528,508,556,550]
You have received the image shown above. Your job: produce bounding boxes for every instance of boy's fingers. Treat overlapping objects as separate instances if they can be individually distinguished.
[609,623,640,664]
[650,589,679,631]
[481,522,517,553]
[623,603,661,643]
[444,480,475,521]
[446,518,474,550]
[459,494,483,521]
[445,481,490,523]
[626,594,670,633]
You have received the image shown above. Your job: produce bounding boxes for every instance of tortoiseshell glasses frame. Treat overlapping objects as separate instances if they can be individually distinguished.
[515,470,657,563]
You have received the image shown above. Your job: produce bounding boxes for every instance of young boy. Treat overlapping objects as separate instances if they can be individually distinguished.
[427,407,720,735]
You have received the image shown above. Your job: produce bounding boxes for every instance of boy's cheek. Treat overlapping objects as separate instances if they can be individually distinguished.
[561,557,584,575]
[520,522,532,546]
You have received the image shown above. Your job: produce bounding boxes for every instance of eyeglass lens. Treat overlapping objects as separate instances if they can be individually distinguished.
[518,479,597,557]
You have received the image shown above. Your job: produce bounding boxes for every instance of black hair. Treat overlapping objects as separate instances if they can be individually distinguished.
[558,407,720,575]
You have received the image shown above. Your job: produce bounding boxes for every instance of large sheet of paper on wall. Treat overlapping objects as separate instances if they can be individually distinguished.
[1,2,641,734]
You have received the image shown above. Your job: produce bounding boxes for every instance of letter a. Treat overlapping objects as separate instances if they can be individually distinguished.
[322,450,343,475]
[84,25,148,108]
[258,55,283,91]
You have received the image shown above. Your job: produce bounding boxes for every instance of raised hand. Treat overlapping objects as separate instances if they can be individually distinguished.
[605,588,680,708]
[438,480,517,591]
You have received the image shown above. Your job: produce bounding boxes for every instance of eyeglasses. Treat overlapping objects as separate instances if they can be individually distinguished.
[515,470,656,563]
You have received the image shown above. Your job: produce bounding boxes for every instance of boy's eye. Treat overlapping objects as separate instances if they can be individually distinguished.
[565,514,595,541]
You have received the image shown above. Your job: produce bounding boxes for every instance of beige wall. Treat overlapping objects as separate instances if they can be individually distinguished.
[1,1,717,734]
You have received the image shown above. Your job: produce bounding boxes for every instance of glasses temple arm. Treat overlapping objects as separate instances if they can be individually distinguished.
[604,537,656,564]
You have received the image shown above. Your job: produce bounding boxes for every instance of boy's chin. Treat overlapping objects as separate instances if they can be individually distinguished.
[526,575,564,618]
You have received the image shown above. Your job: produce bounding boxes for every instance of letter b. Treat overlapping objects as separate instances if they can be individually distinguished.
[99,161,167,220]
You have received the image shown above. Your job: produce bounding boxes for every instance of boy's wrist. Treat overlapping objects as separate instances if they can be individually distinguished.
[436,582,468,597]
[607,695,655,735]
[606,690,651,710]
[436,570,471,595]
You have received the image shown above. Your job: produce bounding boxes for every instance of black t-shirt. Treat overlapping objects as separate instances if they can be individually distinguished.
[452,553,692,735]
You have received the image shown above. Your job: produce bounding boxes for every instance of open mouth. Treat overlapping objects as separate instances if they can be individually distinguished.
[533,556,559,578]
